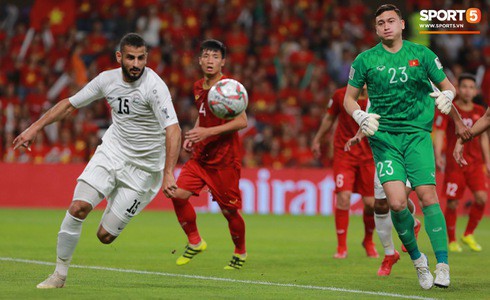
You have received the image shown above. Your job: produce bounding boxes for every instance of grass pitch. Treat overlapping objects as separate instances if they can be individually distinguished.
[0,209,489,299]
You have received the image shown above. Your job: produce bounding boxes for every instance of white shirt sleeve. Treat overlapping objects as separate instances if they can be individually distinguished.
[69,74,104,108]
[149,76,179,129]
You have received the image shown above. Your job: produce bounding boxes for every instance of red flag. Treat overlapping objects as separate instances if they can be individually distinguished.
[30,0,76,35]
[409,59,420,67]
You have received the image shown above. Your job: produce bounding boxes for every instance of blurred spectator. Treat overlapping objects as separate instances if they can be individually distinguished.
[1,1,489,168]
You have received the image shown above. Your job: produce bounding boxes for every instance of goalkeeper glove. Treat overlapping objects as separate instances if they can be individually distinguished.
[352,110,380,136]
[430,90,454,115]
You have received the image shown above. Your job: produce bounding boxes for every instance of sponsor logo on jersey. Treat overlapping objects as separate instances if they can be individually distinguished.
[409,59,420,67]
[195,95,200,101]
[376,65,386,71]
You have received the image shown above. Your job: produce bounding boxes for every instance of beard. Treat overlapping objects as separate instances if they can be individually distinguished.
[122,64,145,82]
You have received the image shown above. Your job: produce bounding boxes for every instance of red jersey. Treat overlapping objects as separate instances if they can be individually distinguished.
[327,87,372,163]
[434,103,486,170]
[191,77,241,168]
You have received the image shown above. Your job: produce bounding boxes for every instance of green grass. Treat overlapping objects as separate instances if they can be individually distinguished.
[0,209,489,299]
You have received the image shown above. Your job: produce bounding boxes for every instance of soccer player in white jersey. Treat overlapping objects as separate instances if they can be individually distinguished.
[13,33,181,288]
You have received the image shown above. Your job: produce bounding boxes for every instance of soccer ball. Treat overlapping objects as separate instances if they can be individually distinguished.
[208,79,248,120]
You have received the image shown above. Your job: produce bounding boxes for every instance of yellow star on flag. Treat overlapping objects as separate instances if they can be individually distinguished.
[49,7,64,25]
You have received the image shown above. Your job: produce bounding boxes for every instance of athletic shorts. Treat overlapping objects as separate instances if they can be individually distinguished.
[333,159,375,197]
[369,131,435,187]
[177,159,242,210]
[374,171,412,199]
[77,144,163,223]
[444,164,488,199]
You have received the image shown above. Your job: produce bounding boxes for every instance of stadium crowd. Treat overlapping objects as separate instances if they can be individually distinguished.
[1,0,489,167]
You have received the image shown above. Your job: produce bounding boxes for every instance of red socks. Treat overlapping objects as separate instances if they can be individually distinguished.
[445,206,457,242]
[223,210,246,255]
[335,208,349,251]
[465,202,485,236]
[171,198,201,245]
[363,209,375,244]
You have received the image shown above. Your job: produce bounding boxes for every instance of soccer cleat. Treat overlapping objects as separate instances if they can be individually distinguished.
[402,219,421,252]
[176,240,207,266]
[461,234,482,252]
[224,254,246,270]
[378,251,400,276]
[36,272,66,289]
[362,240,379,258]
[434,263,450,288]
[449,241,463,253]
[413,253,434,290]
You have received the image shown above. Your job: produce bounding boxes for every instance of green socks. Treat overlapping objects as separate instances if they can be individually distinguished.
[391,207,421,260]
[423,203,448,264]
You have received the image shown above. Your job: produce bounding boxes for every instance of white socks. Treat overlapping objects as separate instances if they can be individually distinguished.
[55,211,84,277]
[374,212,395,256]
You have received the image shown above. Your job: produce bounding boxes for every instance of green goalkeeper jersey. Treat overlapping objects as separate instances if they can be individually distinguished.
[348,40,446,133]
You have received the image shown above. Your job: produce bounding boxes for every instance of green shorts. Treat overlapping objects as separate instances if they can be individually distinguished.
[368,131,436,187]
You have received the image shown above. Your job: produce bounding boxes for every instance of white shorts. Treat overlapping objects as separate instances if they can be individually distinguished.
[76,144,163,223]
[374,172,412,199]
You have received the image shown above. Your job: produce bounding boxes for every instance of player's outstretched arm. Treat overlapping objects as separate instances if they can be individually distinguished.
[13,98,76,151]
[344,84,380,136]
[467,107,490,139]
[162,123,182,198]
[480,130,490,175]
[311,114,335,158]
[185,112,247,143]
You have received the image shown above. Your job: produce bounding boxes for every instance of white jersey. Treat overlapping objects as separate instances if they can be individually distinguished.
[69,67,178,172]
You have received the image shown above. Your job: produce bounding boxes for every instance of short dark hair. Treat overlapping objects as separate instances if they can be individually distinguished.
[200,39,226,58]
[375,4,402,19]
[458,73,477,85]
[119,33,146,51]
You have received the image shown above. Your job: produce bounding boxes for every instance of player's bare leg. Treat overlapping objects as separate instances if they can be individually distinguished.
[334,191,351,258]
[172,188,207,265]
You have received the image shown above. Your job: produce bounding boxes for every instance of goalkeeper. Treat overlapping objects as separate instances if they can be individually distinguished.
[343,4,471,290]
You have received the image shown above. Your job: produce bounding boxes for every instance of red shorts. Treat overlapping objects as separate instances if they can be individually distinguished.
[177,159,242,210]
[444,164,488,199]
[333,159,375,196]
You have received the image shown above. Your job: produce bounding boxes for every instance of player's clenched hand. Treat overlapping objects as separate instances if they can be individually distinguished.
[162,172,177,198]
[12,128,37,151]
[352,110,380,137]
[454,121,473,142]
[185,127,211,143]
[430,90,454,115]
[183,139,194,152]
[453,138,468,167]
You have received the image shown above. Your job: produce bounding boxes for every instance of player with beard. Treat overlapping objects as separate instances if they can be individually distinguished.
[13,33,181,288]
